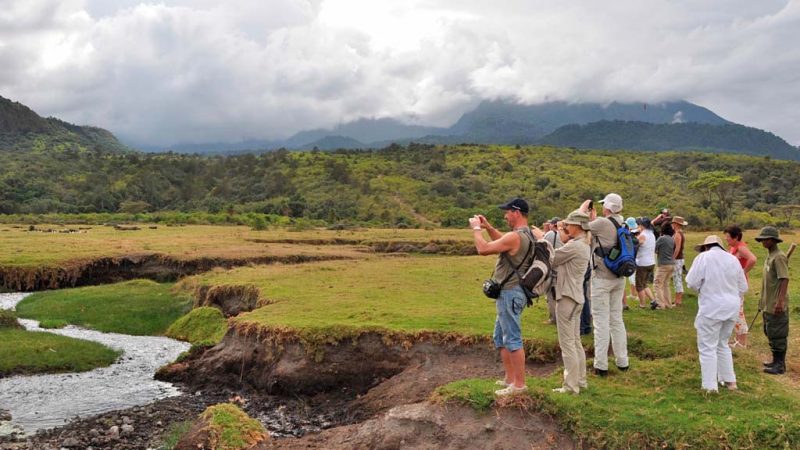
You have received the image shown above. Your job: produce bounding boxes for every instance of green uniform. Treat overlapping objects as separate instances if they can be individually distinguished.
[760,247,790,353]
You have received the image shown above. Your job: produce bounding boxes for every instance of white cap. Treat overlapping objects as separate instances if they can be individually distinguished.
[599,193,623,214]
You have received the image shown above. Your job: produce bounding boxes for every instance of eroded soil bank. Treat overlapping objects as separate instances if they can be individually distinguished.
[247,238,478,256]
[0,253,348,292]
[5,326,573,449]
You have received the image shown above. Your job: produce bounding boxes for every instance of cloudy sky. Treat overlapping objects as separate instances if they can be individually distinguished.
[2,0,799,147]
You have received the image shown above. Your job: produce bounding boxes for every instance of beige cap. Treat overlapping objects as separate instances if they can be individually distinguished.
[599,193,623,214]
[694,235,726,252]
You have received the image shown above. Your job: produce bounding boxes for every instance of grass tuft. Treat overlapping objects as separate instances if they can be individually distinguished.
[0,309,22,329]
[199,403,268,450]
[165,307,228,345]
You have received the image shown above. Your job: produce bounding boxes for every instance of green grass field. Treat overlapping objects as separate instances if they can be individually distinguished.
[0,328,121,377]
[0,224,404,267]
[2,226,798,447]
[16,280,193,335]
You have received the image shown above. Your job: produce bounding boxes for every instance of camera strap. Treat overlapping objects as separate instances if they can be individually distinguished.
[501,230,534,286]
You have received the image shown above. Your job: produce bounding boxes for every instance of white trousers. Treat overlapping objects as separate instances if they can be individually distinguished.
[694,315,736,391]
[590,276,628,370]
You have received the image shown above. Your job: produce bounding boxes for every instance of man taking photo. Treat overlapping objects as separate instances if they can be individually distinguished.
[470,198,533,396]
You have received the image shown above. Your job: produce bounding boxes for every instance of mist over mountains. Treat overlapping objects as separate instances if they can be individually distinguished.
[143,99,798,160]
[1,94,798,160]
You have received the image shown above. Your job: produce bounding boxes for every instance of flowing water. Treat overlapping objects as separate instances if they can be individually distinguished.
[0,293,190,436]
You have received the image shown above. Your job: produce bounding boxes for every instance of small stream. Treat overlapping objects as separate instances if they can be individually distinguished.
[0,293,190,437]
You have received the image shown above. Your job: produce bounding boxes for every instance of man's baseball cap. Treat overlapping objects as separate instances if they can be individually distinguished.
[498,198,529,214]
[549,216,561,225]
[599,193,623,213]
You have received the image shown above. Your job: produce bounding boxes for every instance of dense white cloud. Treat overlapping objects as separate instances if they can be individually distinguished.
[0,0,798,146]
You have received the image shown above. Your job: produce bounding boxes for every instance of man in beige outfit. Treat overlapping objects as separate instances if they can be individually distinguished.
[533,210,591,394]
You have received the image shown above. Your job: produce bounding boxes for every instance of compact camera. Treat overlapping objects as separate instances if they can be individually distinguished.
[482,279,501,299]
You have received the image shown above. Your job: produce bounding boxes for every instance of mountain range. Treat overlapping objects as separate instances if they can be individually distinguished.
[1,94,798,160]
[153,99,798,160]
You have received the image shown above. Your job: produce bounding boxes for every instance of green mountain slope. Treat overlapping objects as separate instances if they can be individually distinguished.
[0,95,129,154]
[538,120,800,160]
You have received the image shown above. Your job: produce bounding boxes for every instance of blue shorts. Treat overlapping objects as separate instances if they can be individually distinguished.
[493,286,526,351]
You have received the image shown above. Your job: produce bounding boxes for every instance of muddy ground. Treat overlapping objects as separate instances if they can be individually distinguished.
[2,339,574,450]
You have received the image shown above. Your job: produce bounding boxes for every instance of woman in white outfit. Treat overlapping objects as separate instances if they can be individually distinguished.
[685,235,748,393]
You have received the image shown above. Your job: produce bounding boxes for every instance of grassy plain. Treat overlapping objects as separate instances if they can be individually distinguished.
[16,280,193,335]
[0,224,410,267]
[2,225,799,446]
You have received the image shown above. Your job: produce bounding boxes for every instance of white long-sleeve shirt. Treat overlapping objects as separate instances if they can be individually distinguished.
[686,246,748,320]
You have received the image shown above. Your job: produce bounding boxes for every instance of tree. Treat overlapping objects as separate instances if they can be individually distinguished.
[688,171,742,227]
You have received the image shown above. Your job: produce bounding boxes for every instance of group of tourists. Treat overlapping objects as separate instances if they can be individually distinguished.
[470,194,791,396]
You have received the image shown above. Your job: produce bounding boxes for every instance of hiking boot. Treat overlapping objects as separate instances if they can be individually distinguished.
[763,352,785,375]
[764,363,786,375]
[593,368,608,377]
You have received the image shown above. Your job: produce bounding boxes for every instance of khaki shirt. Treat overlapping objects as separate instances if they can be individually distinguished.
[759,246,789,314]
[553,237,590,304]
[588,214,624,280]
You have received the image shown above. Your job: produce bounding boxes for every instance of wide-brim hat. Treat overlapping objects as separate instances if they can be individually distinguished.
[694,235,726,251]
[563,209,591,231]
[754,226,783,243]
[671,216,688,226]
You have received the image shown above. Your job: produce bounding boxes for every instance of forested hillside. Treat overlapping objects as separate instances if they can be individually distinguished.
[1,141,798,229]
[539,121,800,160]
[0,96,129,155]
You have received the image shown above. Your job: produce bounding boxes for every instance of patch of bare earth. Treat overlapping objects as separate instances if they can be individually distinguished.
[160,329,574,449]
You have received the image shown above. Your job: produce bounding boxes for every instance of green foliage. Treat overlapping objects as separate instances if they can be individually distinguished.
[165,307,228,345]
[0,328,120,376]
[689,171,743,227]
[1,144,799,229]
[16,280,192,335]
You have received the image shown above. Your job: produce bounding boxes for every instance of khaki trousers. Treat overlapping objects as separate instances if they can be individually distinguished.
[556,296,587,393]
[654,265,675,309]
[590,276,628,370]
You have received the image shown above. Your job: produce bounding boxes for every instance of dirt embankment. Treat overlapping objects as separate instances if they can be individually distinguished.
[158,325,559,402]
[155,325,572,449]
[0,254,349,292]
[247,239,478,256]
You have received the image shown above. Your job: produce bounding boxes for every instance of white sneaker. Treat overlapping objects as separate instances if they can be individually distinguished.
[495,385,527,396]
[495,380,511,387]
[552,387,578,395]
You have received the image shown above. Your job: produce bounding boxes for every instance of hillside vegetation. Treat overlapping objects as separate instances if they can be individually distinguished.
[1,142,799,228]
[539,120,799,160]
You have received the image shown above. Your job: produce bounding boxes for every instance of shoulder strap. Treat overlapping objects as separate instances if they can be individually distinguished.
[501,231,534,284]
[608,216,621,229]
